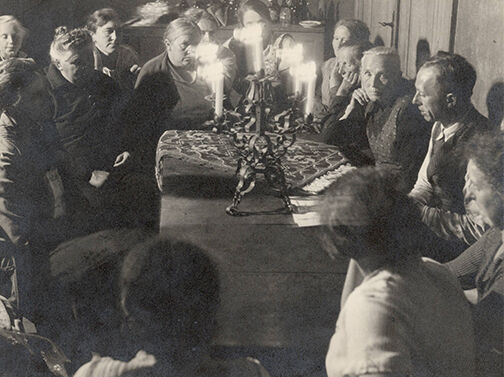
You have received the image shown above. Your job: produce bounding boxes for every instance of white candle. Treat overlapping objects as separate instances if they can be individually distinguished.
[294,77,301,96]
[208,61,224,117]
[235,24,264,73]
[305,62,316,116]
[253,37,264,72]
[215,73,224,117]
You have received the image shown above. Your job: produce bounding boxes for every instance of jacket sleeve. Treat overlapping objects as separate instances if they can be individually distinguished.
[418,204,488,245]
[0,128,30,252]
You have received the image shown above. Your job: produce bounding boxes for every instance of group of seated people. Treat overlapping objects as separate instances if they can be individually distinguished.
[0,3,502,376]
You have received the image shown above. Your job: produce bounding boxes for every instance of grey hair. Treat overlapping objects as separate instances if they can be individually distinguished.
[163,17,201,43]
[49,26,93,64]
[362,46,401,73]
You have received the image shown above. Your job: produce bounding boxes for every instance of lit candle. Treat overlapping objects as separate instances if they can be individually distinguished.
[283,44,304,96]
[253,36,264,72]
[289,65,302,96]
[208,61,224,117]
[235,24,264,73]
[195,41,219,65]
[305,62,317,116]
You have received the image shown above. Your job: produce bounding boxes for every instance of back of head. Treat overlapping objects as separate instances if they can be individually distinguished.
[163,17,201,43]
[421,51,476,103]
[466,131,504,196]
[49,26,92,64]
[119,238,220,359]
[319,167,421,263]
[0,58,38,111]
[334,19,370,43]
[238,0,271,25]
[86,8,121,33]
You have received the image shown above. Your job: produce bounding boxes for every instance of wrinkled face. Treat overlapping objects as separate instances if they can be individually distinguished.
[332,26,352,54]
[56,45,94,85]
[242,9,272,43]
[464,159,503,227]
[336,46,360,75]
[166,31,201,68]
[361,54,400,102]
[0,22,24,60]
[16,73,55,122]
[412,66,448,123]
[197,18,218,43]
[92,20,118,55]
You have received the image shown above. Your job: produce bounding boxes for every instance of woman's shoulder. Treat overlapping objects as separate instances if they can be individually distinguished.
[322,57,337,72]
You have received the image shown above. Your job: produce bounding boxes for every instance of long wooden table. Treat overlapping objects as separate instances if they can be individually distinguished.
[157,130,348,353]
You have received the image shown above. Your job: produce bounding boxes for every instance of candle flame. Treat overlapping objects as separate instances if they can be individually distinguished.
[290,61,316,81]
[198,61,224,82]
[196,41,219,64]
[234,24,263,44]
[280,43,304,66]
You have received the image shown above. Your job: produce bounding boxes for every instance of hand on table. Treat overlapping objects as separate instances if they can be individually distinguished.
[89,170,110,188]
[113,151,131,168]
[130,64,141,75]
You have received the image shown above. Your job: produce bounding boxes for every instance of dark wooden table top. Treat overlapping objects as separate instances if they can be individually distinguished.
[157,133,348,351]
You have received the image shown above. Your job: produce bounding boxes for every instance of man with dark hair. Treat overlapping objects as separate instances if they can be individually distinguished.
[410,51,489,258]
[73,238,272,377]
[322,47,431,192]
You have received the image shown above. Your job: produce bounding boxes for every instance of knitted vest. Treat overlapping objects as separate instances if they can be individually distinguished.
[426,108,488,212]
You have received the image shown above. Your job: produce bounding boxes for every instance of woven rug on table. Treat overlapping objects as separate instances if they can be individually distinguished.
[156,130,348,192]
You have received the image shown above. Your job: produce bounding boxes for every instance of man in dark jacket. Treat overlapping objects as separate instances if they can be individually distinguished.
[410,51,489,259]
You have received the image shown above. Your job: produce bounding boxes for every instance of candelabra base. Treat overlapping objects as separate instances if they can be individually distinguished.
[225,154,295,216]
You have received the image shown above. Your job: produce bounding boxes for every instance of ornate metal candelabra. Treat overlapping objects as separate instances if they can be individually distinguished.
[206,70,320,216]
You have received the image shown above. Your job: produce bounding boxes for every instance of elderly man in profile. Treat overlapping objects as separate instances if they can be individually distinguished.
[410,51,489,259]
[322,46,431,192]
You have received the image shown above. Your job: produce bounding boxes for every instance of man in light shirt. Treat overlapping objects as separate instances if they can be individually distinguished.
[410,51,489,260]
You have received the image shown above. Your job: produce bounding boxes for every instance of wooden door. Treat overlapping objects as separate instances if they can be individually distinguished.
[397,0,454,78]
[355,0,399,48]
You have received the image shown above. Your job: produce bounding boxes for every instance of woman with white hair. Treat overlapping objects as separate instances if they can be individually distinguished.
[0,15,28,61]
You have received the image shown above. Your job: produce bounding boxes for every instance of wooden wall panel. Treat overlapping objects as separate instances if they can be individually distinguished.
[397,0,453,79]
[355,0,398,47]
[454,0,504,124]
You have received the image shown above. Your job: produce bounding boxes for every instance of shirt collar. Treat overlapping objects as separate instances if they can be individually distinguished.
[436,105,475,142]
[435,121,464,142]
